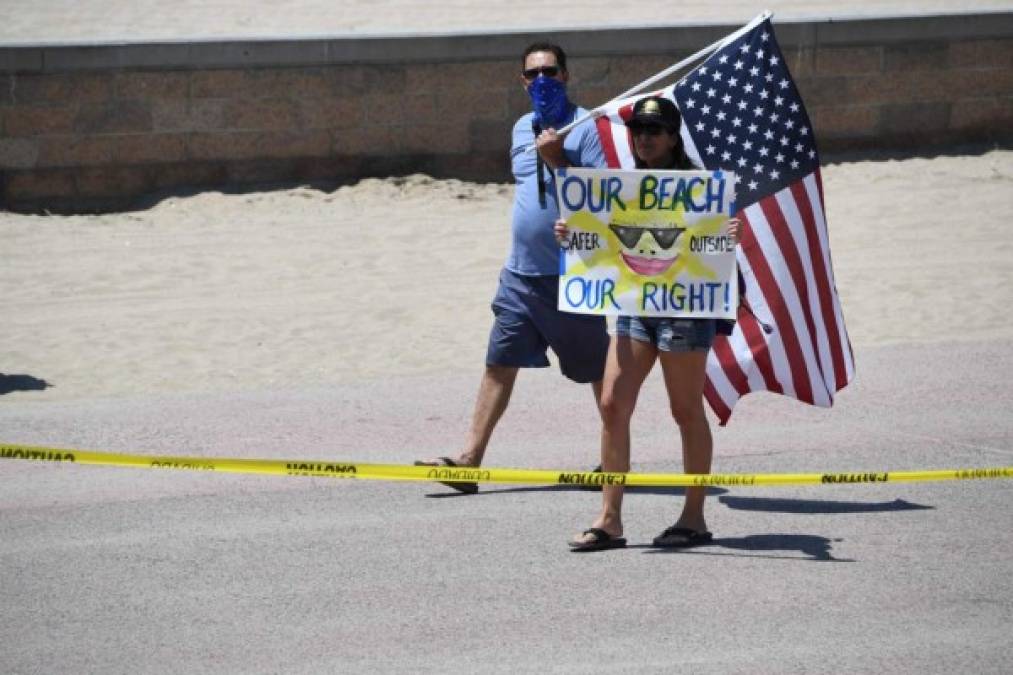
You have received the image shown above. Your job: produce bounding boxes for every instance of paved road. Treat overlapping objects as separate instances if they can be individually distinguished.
[1,339,1011,673]
[1,1,1010,44]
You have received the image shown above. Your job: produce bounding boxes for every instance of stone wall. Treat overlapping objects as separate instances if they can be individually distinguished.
[1,11,1011,212]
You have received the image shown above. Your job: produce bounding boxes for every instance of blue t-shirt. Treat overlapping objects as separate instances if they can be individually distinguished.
[506,106,606,276]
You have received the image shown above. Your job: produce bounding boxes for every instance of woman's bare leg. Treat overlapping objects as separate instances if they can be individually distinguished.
[658,349,712,533]
[572,336,656,544]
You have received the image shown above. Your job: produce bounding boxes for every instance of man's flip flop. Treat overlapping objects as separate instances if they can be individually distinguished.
[651,526,713,548]
[568,528,627,552]
[413,456,479,494]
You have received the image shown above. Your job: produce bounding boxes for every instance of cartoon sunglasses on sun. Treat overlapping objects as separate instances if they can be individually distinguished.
[608,222,687,276]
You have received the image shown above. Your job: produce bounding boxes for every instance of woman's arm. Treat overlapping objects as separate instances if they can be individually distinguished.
[727,217,742,245]
[553,218,570,246]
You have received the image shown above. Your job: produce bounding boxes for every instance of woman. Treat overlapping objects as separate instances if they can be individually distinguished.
[558,96,740,552]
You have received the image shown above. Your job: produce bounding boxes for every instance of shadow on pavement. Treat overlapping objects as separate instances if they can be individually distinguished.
[641,533,853,562]
[0,373,52,395]
[718,496,933,514]
[425,485,730,498]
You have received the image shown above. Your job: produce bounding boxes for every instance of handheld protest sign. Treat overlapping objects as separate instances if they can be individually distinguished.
[555,168,738,318]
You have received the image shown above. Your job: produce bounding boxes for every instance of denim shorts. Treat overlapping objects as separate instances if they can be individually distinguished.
[614,316,716,353]
[486,269,609,383]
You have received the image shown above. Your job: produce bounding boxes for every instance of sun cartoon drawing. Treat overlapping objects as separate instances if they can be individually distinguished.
[610,218,685,276]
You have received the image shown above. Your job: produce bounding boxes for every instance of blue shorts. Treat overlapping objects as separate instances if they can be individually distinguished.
[486,269,608,383]
[615,316,716,353]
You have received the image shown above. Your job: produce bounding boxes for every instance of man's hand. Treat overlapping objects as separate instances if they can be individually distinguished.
[535,128,567,169]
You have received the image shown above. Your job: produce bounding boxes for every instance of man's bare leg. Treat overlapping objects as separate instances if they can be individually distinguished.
[454,365,519,467]
[423,367,600,473]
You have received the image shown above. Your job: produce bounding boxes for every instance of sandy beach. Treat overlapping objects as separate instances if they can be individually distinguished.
[3,150,1012,403]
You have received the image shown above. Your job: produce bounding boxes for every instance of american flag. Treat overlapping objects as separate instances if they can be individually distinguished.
[594,16,855,424]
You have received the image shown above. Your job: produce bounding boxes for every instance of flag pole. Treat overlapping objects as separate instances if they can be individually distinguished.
[524,9,773,153]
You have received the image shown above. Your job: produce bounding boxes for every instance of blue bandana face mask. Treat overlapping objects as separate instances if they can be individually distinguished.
[527,75,571,129]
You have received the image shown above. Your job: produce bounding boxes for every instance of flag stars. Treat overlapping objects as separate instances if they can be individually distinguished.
[666,22,817,203]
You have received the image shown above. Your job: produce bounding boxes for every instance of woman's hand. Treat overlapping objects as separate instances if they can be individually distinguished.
[554,218,570,247]
[727,217,743,245]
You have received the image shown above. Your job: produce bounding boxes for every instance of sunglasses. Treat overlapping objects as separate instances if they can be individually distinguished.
[629,124,667,137]
[609,223,686,250]
[522,65,561,80]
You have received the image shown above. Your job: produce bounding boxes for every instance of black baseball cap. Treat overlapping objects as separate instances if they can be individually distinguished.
[626,96,681,132]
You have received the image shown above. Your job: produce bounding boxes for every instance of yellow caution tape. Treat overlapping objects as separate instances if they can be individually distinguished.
[2,443,1012,487]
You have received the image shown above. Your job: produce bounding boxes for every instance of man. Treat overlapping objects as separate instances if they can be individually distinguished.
[416,42,608,493]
